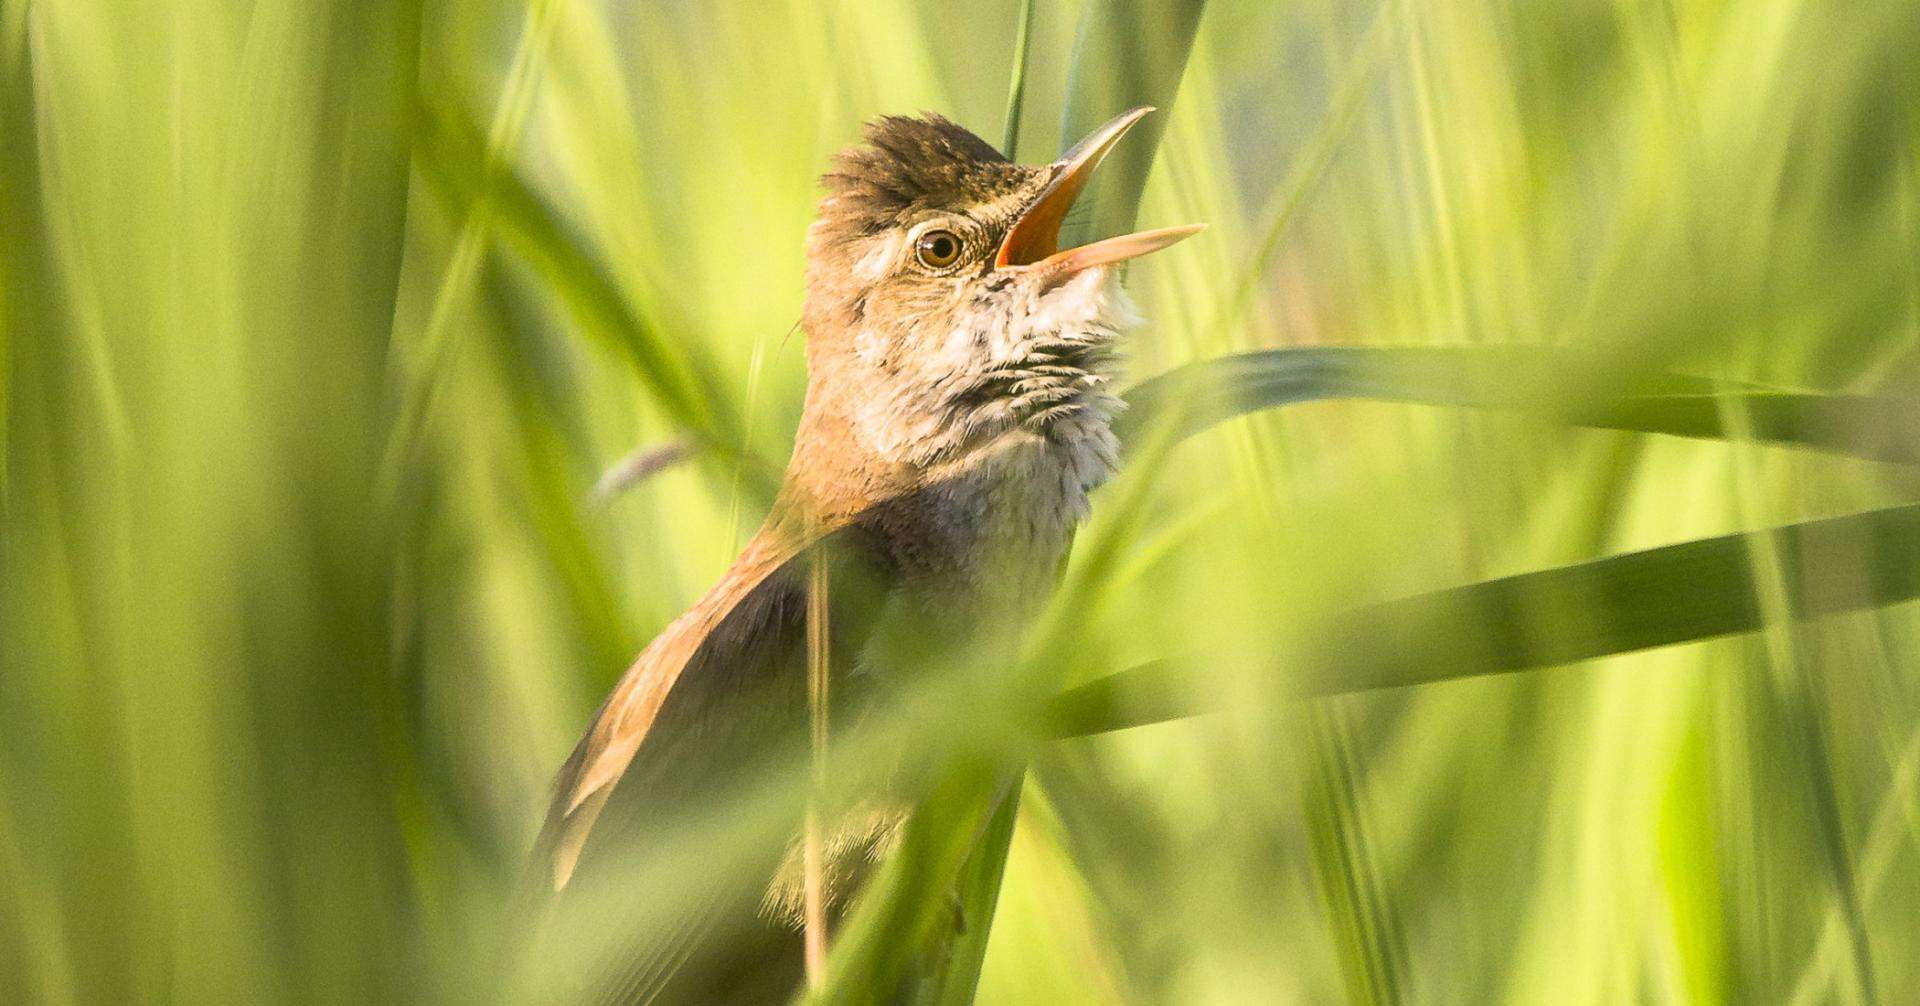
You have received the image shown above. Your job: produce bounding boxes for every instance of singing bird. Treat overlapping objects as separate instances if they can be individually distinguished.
[528,107,1200,1002]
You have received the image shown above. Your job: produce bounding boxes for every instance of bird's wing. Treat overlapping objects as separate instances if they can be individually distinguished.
[531,527,810,893]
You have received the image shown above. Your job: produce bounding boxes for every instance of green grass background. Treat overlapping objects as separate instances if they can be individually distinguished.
[4,0,1919,1002]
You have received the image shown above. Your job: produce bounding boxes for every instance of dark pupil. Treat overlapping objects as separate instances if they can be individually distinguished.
[920,232,958,265]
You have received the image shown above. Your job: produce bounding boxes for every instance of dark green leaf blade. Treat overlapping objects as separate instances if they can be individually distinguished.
[1057,0,1208,247]
[1118,346,1920,466]
[1049,502,1920,736]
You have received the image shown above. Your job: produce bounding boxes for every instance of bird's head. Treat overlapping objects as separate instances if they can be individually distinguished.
[800,108,1201,469]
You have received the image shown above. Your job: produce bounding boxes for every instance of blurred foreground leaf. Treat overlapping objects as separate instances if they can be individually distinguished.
[1049,502,1920,736]
[807,764,1005,1003]
[414,101,772,493]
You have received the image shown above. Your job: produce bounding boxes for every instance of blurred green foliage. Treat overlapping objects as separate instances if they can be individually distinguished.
[4,0,1920,1003]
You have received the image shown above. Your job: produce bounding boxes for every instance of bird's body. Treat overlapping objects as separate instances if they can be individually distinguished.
[524,108,1196,1003]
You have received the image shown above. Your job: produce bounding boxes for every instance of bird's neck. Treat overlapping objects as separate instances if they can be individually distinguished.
[776,269,1140,587]
[780,349,1120,603]
[814,273,1135,467]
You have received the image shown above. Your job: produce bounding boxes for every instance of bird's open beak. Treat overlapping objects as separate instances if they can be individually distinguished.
[995,106,1204,274]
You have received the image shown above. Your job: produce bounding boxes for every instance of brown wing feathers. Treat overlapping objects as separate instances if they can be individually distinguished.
[531,527,810,892]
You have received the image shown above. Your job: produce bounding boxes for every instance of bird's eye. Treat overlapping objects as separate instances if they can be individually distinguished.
[914,229,963,269]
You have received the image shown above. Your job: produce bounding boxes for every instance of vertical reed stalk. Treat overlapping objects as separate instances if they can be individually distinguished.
[804,548,833,987]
